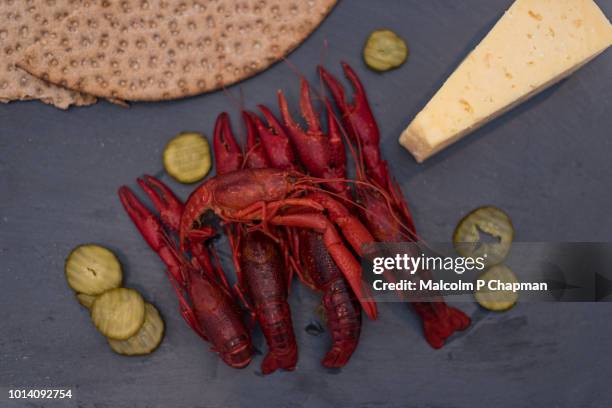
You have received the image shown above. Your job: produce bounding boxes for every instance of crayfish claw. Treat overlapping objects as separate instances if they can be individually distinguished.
[137,175,184,232]
[318,65,349,113]
[278,78,323,136]
[340,61,368,109]
[298,78,322,132]
[242,111,271,170]
[277,89,299,131]
[252,105,297,171]
[213,112,244,175]
[118,186,149,222]
[118,185,168,253]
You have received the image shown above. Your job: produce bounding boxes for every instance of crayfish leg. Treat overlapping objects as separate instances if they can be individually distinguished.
[268,213,377,320]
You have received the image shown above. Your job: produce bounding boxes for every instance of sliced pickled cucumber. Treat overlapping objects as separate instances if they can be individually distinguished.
[91,288,145,340]
[475,264,519,311]
[163,132,212,184]
[76,293,96,309]
[453,206,514,266]
[65,244,123,295]
[363,29,408,72]
[108,303,165,356]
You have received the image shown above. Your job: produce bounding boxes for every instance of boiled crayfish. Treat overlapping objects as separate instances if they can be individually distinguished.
[213,112,298,374]
[178,167,378,320]
[118,176,252,368]
[214,110,362,369]
[318,63,471,348]
[118,62,470,372]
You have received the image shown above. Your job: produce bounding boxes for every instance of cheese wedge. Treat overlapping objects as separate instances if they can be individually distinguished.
[400,0,612,163]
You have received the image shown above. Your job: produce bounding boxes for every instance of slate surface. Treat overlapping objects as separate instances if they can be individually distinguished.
[1,1,611,407]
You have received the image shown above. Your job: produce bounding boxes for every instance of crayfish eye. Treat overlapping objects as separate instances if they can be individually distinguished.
[287,174,298,184]
[198,210,215,224]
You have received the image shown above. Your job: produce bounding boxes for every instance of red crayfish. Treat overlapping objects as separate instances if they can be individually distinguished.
[118,177,252,368]
[117,62,470,372]
[318,63,471,348]
[215,109,362,369]
[213,112,298,374]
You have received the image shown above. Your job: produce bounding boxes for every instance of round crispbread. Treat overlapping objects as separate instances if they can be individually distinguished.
[18,0,337,101]
[0,0,97,109]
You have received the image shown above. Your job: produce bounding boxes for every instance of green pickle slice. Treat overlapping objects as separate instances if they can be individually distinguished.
[108,303,165,356]
[65,244,123,295]
[475,264,519,311]
[453,206,514,266]
[91,288,145,340]
[363,29,408,72]
[76,293,97,309]
[163,132,212,184]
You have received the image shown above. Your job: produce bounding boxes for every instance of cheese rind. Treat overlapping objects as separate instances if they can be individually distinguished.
[400,0,612,163]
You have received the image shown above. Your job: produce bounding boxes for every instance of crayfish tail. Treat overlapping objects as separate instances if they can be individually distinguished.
[322,281,362,368]
[222,347,253,369]
[415,303,471,349]
[322,341,359,369]
[261,347,298,374]
[259,303,299,374]
[448,306,472,331]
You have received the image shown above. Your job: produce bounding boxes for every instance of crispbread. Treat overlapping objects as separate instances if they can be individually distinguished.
[0,0,97,109]
[18,0,337,101]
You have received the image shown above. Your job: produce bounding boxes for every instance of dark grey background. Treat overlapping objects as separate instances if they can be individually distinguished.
[1,0,611,407]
